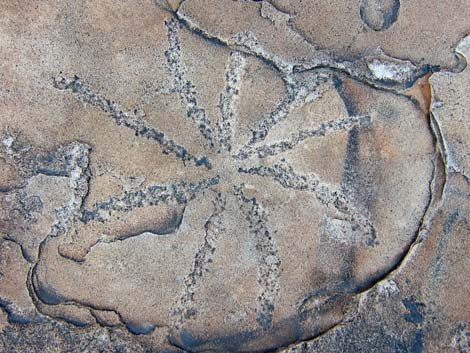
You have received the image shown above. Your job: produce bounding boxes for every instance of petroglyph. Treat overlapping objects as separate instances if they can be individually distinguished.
[2,1,467,352]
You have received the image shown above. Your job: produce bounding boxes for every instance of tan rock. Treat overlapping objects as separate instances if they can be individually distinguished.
[0,1,468,352]
[431,36,470,180]
[0,240,38,323]
[271,0,470,68]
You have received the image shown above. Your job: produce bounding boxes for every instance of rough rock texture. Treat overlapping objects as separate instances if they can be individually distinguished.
[0,1,468,352]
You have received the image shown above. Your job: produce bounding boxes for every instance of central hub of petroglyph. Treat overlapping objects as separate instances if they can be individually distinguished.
[18,15,435,353]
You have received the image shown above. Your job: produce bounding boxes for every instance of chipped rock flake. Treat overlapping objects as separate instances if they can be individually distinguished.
[260,1,291,25]
[367,56,416,82]
[377,280,400,297]
[0,1,467,353]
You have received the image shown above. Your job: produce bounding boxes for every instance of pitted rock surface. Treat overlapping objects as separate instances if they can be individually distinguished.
[1,1,469,352]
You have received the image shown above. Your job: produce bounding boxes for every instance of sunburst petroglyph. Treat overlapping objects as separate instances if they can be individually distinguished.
[1,8,436,353]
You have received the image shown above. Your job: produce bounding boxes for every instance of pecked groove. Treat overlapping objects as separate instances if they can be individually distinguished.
[165,18,216,148]
[233,185,281,330]
[175,192,226,323]
[217,51,246,152]
[234,114,371,160]
[54,75,212,169]
[238,160,377,246]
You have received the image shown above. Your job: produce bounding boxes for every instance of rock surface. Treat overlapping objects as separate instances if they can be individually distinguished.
[0,1,468,352]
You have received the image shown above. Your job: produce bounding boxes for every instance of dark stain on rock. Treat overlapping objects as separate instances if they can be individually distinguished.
[0,298,34,324]
[336,76,384,217]
[172,317,303,353]
[125,321,156,335]
[177,329,205,350]
[154,207,185,234]
[57,315,92,328]
[360,0,400,32]
[443,208,460,235]
[409,329,424,353]
[333,77,358,116]
[335,78,364,203]
[32,272,65,305]
[432,208,461,280]
[402,298,425,324]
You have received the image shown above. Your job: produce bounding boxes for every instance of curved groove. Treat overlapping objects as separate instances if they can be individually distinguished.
[268,78,448,353]
[173,5,431,91]
[84,206,186,256]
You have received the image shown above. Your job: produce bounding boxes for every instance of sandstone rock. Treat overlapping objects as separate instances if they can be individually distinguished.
[0,1,468,352]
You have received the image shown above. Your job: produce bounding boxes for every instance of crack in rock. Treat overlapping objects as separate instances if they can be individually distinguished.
[174,1,427,90]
